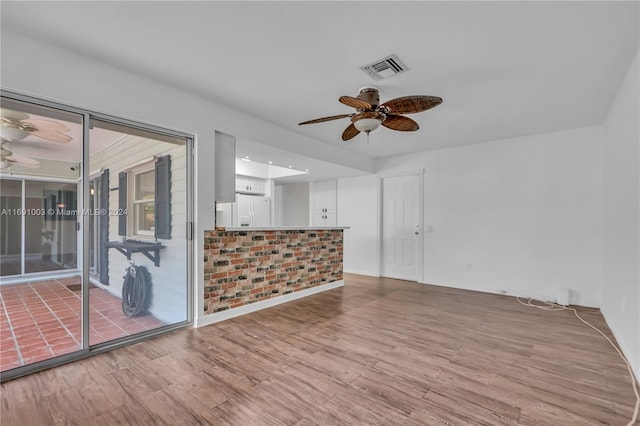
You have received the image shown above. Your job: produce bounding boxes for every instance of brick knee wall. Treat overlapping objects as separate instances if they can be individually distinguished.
[203,229,343,314]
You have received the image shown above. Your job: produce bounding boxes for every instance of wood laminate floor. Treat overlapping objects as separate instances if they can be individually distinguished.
[1,274,638,425]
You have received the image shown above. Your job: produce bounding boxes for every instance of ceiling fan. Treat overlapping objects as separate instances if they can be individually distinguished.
[0,139,41,170]
[298,87,442,141]
[0,108,73,143]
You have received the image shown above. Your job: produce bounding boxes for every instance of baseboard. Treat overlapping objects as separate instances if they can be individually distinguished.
[343,268,379,277]
[194,280,344,328]
[421,278,505,297]
[421,278,599,308]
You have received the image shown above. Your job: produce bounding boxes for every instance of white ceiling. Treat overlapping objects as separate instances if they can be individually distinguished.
[236,138,368,183]
[1,1,638,164]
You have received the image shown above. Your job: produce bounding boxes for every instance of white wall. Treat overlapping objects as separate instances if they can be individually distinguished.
[602,50,639,378]
[275,183,309,226]
[0,29,374,325]
[337,174,380,277]
[375,126,604,307]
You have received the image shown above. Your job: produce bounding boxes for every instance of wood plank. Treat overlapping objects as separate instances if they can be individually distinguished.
[1,274,637,425]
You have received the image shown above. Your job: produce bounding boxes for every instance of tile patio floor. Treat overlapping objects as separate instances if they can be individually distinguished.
[0,276,164,372]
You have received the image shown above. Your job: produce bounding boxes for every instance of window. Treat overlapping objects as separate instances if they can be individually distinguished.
[118,155,171,240]
[127,162,155,238]
[133,168,155,236]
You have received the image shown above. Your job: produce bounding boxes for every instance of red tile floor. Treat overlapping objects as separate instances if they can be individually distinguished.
[0,276,165,372]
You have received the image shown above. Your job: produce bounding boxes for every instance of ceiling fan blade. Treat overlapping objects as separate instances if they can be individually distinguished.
[341,123,360,141]
[22,118,71,132]
[7,156,41,169]
[0,108,29,122]
[299,114,352,125]
[339,96,372,110]
[381,96,442,114]
[29,130,73,143]
[382,114,419,132]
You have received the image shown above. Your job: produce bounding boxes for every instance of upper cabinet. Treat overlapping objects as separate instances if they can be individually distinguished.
[310,180,337,226]
[214,132,236,203]
[236,175,266,195]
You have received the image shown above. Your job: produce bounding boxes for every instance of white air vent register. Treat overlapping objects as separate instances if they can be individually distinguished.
[360,54,408,81]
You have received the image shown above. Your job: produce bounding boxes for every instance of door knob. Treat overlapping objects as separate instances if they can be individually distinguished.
[415,232,419,235]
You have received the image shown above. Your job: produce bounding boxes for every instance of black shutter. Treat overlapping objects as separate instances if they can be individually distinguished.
[118,171,127,236]
[155,155,171,239]
[99,169,110,285]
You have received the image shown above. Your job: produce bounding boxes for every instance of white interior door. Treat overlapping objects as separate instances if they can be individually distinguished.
[382,174,421,281]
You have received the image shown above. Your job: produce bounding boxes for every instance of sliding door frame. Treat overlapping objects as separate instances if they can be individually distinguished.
[0,89,194,382]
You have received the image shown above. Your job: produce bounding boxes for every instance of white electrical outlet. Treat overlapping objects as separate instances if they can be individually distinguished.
[466,263,472,271]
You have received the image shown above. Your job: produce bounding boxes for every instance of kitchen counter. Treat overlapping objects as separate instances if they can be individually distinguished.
[203,227,344,317]
[218,226,350,231]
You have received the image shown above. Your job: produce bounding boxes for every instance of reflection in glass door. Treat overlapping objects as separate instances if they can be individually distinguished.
[0,179,22,277]
[0,97,83,373]
[1,180,79,276]
[25,181,78,274]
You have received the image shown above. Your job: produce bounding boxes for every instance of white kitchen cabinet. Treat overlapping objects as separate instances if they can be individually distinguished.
[214,132,236,203]
[310,180,337,226]
[236,175,266,195]
[312,212,337,226]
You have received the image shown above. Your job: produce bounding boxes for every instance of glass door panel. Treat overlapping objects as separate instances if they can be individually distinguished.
[88,120,188,346]
[0,97,83,373]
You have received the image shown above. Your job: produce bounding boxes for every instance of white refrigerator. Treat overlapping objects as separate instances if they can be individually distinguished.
[236,194,271,227]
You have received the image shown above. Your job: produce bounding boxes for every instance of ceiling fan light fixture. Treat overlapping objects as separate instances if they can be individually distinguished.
[299,87,441,141]
[353,117,382,133]
[0,124,28,141]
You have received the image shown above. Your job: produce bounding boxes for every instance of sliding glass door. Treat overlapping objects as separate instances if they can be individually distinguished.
[1,92,192,379]
[87,119,189,345]
[0,98,83,372]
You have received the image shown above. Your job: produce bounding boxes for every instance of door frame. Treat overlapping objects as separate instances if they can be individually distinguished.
[379,169,424,283]
[84,112,196,341]
[1,89,195,382]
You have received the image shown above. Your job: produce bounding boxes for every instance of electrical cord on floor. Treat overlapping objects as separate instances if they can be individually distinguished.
[516,297,639,426]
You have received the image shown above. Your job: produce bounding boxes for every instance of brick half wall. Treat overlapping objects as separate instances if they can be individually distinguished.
[203,229,343,314]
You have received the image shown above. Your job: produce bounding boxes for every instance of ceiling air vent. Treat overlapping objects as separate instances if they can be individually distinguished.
[360,54,408,81]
